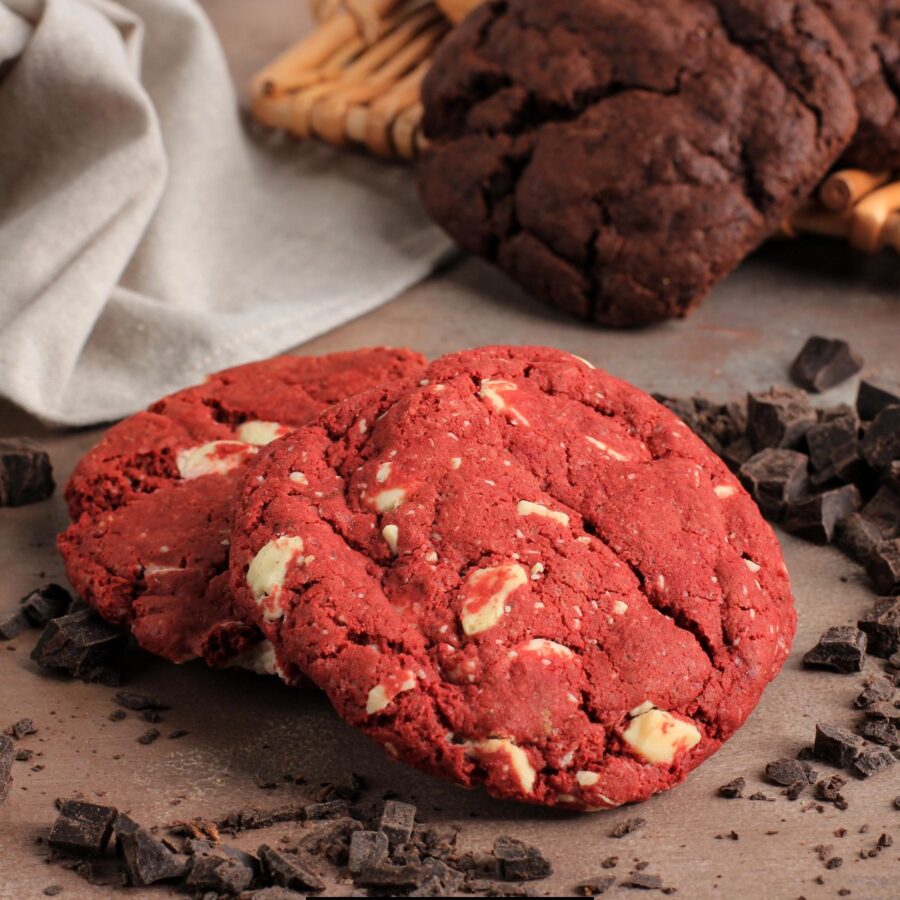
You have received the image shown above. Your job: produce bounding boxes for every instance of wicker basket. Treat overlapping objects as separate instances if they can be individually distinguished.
[250,0,900,254]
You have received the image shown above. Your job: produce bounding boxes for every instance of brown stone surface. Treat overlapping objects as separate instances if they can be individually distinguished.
[0,2,898,897]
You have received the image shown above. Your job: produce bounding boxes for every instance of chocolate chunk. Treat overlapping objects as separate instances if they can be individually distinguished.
[803,626,867,673]
[806,406,860,485]
[837,513,886,564]
[258,844,325,892]
[0,439,54,507]
[864,702,900,726]
[356,863,424,889]
[783,484,860,543]
[42,886,62,896]
[858,719,899,750]
[722,436,754,472]
[379,799,416,845]
[814,723,863,767]
[8,718,36,739]
[576,874,616,896]
[852,744,896,779]
[114,691,169,711]
[20,584,73,627]
[717,777,745,799]
[14,749,33,762]
[866,539,900,595]
[652,395,746,456]
[621,872,664,890]
[49,800,117,855]
[137,729,160,745]
[141,710,163,724]
[785,781,807,801]
[790,338,863,393]
[304,799,349,820]
[815,775,849,810]
[610,817,647,838]
[186,853,254,893]
[747,388,816,451]
[858,598,900,657]
[861,405,900,469]
[0,607,30,640]
[348,830,389,875]
[739,448,808,520]
[857,377,900,420]
[854,673,896,708]
[765,758,816,787]
[860,486,900,539]
[492,836,552,880]
[119,827,189,885]
[418,857,464,895]
[0,735,12,807]
[30,609,126,680]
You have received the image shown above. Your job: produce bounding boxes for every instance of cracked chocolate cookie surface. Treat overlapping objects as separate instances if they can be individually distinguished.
[417,0,857,326]
[229,346,796,809]
[58,350,426,666]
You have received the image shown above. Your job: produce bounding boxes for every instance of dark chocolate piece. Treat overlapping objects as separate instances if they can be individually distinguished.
[0,439,55,507]
[865,702,900,726]
[167,729,187,740]
[620,872,664,890]
[853,673,896,708]
[119,827,189,885]
[492,836,552,880]
[8,718,36,739]
[48,800,117,855]
[348,830,389,875]
[114,691,169,711]
[866,539,900,595]
[815,775,849,810]
[803,626,867,673]
[0,735,12,807]
[861,405,900,469]
[857,377,900,420]
[739,448,808,520]
[851,744,895,779]
[806,405,860,485]
[610,818,647,838]
[14,749,33,762]
[186,853,253,893]
[137,729,160,745]
[790,337,863,393]
[747,388,816,451]
[0,607,31,640]
[258,844,325,892]
[30,609,126,680]
[379,799,416,845]
[814,723,863,768]
[783,484,860,543]
[304,799,349,821]
[858,599,900,658]
[858,719,899,750]
[20,584,73,627]
[765,758,816,787]
[355,863,424,889]
[717,777,745,799]
[860,486,900,539]
[576,874,616,896]
[837,513,886,565]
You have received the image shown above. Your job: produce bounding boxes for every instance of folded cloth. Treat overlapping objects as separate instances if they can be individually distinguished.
[0,0,452,426]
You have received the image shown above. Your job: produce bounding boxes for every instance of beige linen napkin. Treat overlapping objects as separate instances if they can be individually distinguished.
[0,0,451,426]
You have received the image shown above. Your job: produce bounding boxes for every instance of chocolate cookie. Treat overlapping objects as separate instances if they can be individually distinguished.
[417,0,857,326]
[817,0,900,170]
[58,350,427,667]
[229,346,796,809]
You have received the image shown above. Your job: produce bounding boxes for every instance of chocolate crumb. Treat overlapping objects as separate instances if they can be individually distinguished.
[108,710,126,722]
[765,758,816,787]
[717,777,745,799]
[7,718,36,739]
[611,818,646,838]
[137,729,160,746]
[167,729,187,740]
[621,872,664,890]
[575,874,615,896]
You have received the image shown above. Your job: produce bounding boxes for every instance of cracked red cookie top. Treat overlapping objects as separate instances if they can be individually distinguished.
[58,349,426,666]
[229,346,796,809]
[417,0,857,326]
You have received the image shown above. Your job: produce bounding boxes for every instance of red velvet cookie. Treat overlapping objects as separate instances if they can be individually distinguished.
[57,350,427,667]
[229,346,796,809]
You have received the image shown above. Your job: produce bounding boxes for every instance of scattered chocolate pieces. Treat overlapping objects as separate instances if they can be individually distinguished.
[783,484,860,543]
[739,448,808,520]
[379,799,416,846]
[851,744,895,779]
[765,758,816,787]
[48,800,117,855]
[858,598,900,657]
[815,776,849,811]
[492,836,552,881]
[119,827,189,886]
[31,608,126,682]
[0,438,54,507]
[790,337,863,393]
[20,584,73,627]
[114,691,168,711]
[610,817,647,838]
[717,777,745,799]
[804,627,867,673]
[0,735,13,808]
[814,724,864,768]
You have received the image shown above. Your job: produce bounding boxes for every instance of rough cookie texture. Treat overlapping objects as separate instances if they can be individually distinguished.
[417,0,856,326]
[57,350,426,666]
[230,346,796,809]
[817,0,900,170]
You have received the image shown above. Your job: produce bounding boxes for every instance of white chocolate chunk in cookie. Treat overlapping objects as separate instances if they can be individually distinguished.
[450,457,462,470]
[473,738,536,794]
[622,708,701,765]
[478,380,530,426]
[247,535,306,620]
[370,487,407,512]
[744,558,761,573]
[236,420,289,446]
[382,524,399,555]
[176,441,256,479]
[629,700,655,717]
[289,471,308,485]
[460,564,527,636]
[576,770,600,787]
[366,670,417,715]
[714,484,737,499]
[376,462,392,483]
[521,638,573,659]
[585,436,629,462]
[516,500,570,527]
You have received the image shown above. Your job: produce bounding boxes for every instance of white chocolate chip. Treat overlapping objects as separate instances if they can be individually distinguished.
[365,670,417,715]
[569,353,595,368]
[230,639,279,676]
[613,600,628,615]
[576,770,600,787]
[585,436,629,461]
[622,708,702,765]
[521,639,573,659]
[478,380,530,426]
[460,564,527,636]
[289,471,308,485]
[176,441,256,479]
[450,457,462,470]
[629,700,655,717]
[376,462,392,483]
[473,738,536,794]
[246,536,306,620]
[370,487,407,512]
[516,500,570,527]
[714,484,737,499]
[744,558,761,573]
[382,524,399,555]
[236,420,288,446]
